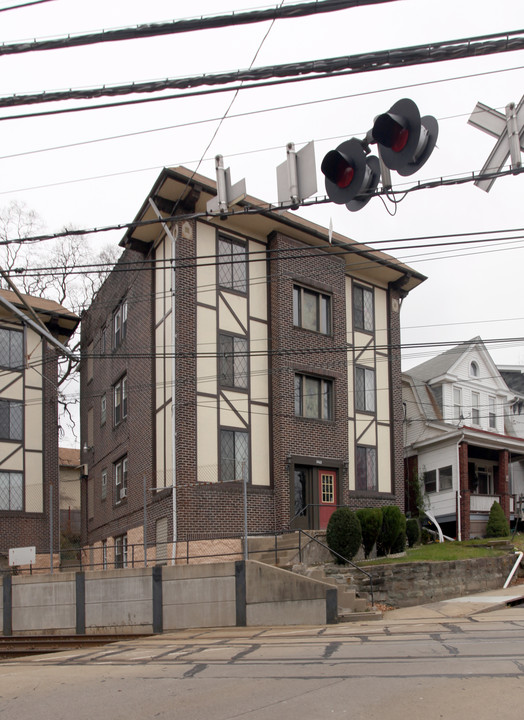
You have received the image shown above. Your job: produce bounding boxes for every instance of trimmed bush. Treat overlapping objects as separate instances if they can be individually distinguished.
[391,513,407,553]
[406,518,421,548]
[377,505,404,556]
[485,501,509,538]
[326,507,362,563]
[356,507,383,558]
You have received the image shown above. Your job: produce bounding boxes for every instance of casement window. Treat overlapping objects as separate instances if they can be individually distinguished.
[356,446,377,491]
[294,373,333,420]
[113,299,128,349]
[219,334,248,389]
[218,235,247,293]
[424,469,437,494]
[113,376,128,425]
[101,394,107,426]
[102,539,108,570]
[489,396,497,429]
[439,466,453,491]
[114,534,128,568]
[0,470,23,511]
[471,392,480,425]
[0,399,23,441]
[114,456,128,503]
[101,469,107,501]
[355,367,375,413]
[0,328,23,370]
[293,285,331,334]
[220,429,249,483]
[424,466,452,493]
[353,285,374,332]
[453,387,462,422]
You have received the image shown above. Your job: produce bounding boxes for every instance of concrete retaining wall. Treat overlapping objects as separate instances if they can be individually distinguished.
[348,555,516,607]
[0,560,336,636]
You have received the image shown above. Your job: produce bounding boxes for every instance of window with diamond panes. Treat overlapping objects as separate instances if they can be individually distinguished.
[294,374,333,420]
[356,446,377,491]
[0,400,23,441]
[353,285,374,332]
[220,430,249,482]
[0,328,23,370]
[219,334,248,389]
[0,471,23,510]
[218,236,247,293]
[293,286,331,334]
[355,367,375,413]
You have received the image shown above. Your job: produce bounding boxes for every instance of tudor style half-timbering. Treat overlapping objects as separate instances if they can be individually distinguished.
[0,289,78,565]
[403,337,524,538]
[80,166,425,561]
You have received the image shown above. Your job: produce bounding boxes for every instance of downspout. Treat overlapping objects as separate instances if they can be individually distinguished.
[456,433,464,541]
[171,225,178,564]
[148,197,178,564]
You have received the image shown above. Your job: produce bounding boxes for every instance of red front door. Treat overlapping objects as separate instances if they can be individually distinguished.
[318,470,337,529]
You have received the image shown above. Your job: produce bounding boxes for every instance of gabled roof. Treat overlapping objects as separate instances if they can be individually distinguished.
[0,288,79,342]
[119,165,427,294]
[499,367,524,396]
[407,337,483,382]
[59,447,81,467]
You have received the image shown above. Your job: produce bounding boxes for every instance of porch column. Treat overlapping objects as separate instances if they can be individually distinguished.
[458,442,470,540]
[496,449,510,520]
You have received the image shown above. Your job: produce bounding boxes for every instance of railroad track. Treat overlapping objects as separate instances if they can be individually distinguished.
[0,634,151,659]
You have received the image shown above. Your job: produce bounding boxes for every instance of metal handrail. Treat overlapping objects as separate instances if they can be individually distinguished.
[298,529,374,607]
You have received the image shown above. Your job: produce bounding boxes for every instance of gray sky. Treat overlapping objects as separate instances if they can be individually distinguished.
[1,0,523,371]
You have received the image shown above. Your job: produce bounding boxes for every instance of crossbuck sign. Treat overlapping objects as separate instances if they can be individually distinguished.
[468,95,524,192]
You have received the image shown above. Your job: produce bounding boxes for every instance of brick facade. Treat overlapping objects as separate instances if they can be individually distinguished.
[81,169,422,553]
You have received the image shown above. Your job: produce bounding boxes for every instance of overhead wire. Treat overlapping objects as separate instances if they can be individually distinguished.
[0,29,522,109]
[0,0,53,12]
[0,0,399,55]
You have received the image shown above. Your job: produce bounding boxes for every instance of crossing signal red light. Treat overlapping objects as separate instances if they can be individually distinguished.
[321,138,380,211]
[372,98,438,176]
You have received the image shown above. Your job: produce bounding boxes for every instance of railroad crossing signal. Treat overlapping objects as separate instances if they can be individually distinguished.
[320,98,439,212]
[468,95,524,192]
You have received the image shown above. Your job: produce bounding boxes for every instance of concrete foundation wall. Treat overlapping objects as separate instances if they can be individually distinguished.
[350,555,516,607]
[1,560,336,636]
[11,573,76,635]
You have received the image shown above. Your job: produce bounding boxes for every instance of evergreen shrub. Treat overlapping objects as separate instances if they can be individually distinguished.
[356,507,383,558]
[326,507,362,563]
[485,501,509,538]
[377,505,404,556]
[406,518,421,548]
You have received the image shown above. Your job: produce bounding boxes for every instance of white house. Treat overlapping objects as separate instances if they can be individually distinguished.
[403,337,524,538]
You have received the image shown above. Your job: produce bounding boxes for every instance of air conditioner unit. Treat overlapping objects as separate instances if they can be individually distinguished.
[120,487,127,499]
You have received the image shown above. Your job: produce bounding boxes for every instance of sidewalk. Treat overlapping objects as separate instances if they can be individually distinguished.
[383,585,524,621]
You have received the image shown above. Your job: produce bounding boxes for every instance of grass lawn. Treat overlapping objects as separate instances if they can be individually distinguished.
[359,533,522,565]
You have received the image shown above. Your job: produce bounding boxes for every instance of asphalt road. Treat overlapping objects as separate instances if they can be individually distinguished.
[2,609,524,720]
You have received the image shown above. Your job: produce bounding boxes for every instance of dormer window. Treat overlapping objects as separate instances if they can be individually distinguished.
[470,361,479,377]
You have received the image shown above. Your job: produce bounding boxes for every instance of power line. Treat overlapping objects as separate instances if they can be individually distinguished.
[1,29,523,109]
[0,0,52,12]
[0,1,399,55]
[2,165,524,245]
[1,63,521,159]
[2,61,521,125]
